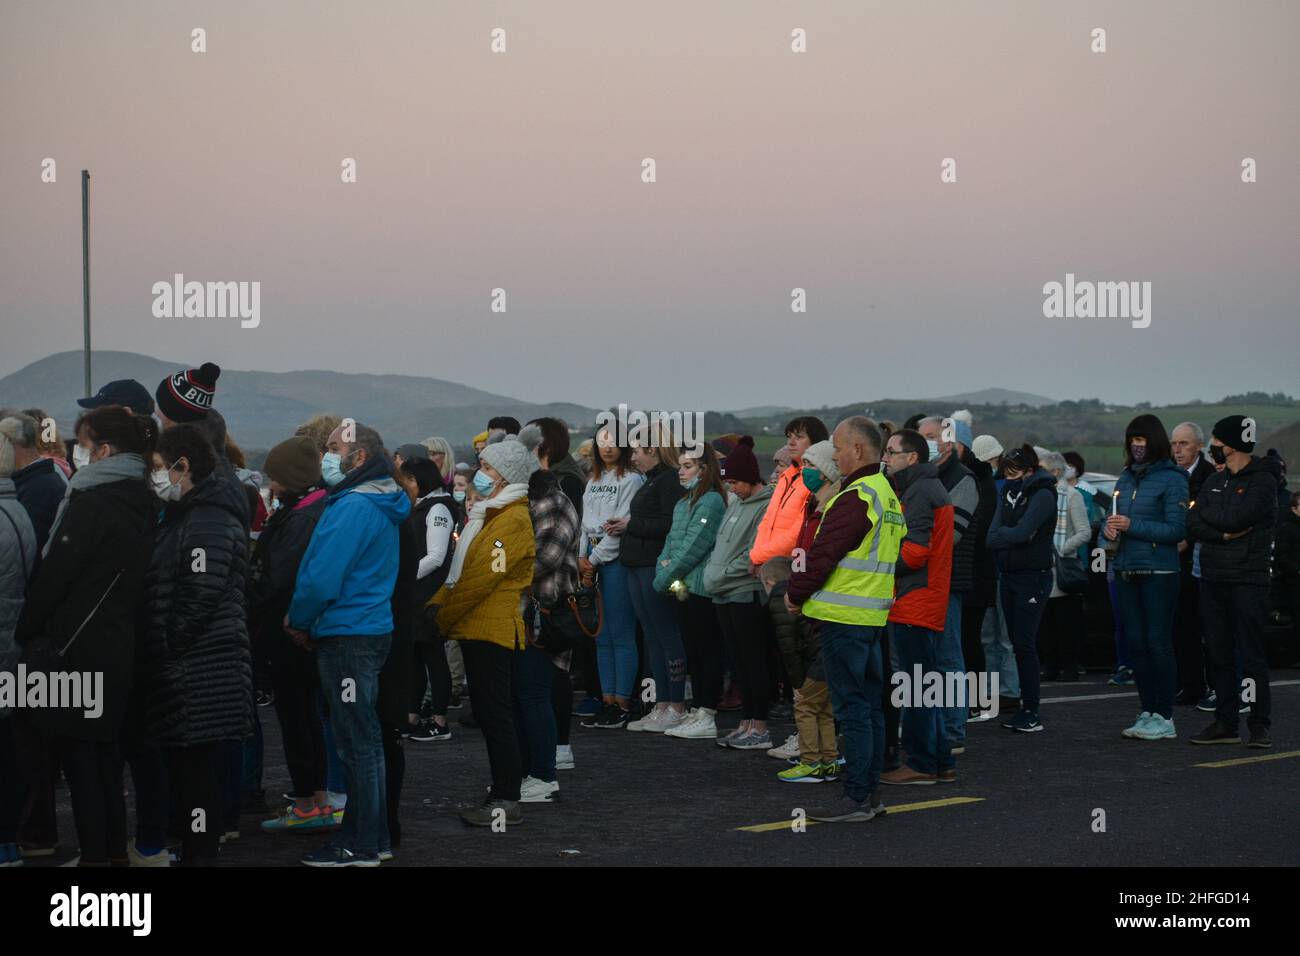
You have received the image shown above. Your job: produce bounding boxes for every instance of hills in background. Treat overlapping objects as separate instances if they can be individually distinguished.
[0,351,601,454]
[1,352,1296,481]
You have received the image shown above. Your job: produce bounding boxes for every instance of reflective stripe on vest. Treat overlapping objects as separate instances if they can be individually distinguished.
[802,471,905,627]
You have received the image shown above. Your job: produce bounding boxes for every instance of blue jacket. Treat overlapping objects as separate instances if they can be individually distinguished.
[1113,458,1187,572]
[289,460,412,638]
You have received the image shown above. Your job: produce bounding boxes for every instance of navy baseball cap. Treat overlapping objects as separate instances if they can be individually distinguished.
[77,379,156,416]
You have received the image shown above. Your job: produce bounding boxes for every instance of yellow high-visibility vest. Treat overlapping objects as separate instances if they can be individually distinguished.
[802,471,905,626]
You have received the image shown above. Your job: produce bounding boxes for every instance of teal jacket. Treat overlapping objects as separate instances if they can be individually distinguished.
[1113,458,1188,573]
[702,485,774,604]
[654,490,726,597]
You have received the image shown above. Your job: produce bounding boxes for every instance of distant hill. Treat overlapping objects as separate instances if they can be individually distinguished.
[0,351,601,452]
[926,388,1056,408]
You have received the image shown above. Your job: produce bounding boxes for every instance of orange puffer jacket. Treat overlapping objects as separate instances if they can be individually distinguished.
[749,464,811,566]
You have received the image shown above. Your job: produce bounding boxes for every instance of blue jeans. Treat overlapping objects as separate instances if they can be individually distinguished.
[937,595,967,746]
[1108,569,1131,669]
[891,622,955,775]
[819,622,885,802]
[513,645,557,783]
[981,578,1020,698]
[1115,573,1180,718]
[316,634,391,856]
[595,562,638,699]
[625,564,687,703]
[317,690,346,795]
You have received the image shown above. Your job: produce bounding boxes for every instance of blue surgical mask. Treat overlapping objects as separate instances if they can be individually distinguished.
[801,467,824,493]
[472,470,495,495]
[681,475,700,490]
[321,452,345,488]
[926,439,941,462]
[453,490,467,503]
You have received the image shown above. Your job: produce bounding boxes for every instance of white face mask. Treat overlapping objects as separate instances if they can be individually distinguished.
[150,463,183,502]
[73,444,92,469]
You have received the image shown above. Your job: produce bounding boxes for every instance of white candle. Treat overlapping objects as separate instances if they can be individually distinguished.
[1111,492,1119,516]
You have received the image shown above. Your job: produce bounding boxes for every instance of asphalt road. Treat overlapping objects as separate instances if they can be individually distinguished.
[30,670,1300,867]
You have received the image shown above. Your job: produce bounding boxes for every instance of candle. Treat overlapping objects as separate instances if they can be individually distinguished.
[1111,491,1119,516]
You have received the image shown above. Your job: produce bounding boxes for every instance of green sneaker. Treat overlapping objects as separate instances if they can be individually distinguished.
[777,761,826,784]
[821,760,842,781]
[260,804,339,832]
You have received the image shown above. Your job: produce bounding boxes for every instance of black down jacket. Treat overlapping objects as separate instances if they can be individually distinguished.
[1186,456,1278,587]
[138,473,254,747]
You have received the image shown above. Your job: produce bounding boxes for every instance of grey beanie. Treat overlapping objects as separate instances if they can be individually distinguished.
[479,438,533,485]
[516,423,544,475]
[800,440,840,483]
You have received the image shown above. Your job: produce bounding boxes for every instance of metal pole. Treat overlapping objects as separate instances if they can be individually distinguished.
[81,169,91,398]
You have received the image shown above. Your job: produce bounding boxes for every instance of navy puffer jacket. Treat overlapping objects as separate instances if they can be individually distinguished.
[139,473,254,747]
[1113,458,1188,573]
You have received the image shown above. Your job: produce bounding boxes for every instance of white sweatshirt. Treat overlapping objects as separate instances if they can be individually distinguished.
[579,467,644,566]
[416,490,454,580]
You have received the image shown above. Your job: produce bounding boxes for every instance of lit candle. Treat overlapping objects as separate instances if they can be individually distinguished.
[1111,491,1119,516]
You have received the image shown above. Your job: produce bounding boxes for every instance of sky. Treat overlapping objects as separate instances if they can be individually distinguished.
[2,0,1297,411]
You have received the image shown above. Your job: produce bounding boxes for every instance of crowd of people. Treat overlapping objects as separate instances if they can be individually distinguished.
[0,362,1295,864]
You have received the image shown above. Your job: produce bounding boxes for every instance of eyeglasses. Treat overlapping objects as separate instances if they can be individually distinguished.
[884,448,911,458]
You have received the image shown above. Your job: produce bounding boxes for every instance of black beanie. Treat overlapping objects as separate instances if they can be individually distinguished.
[720,436,762,485]
[1212,415,1256,454]
[156,362,221,423]
[264,436,322,493]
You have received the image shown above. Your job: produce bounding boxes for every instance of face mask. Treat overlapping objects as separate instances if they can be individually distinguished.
[681,475,700,490]
[321,452,345,487]
[926,440,941,462]
[151,463,183,502]
[880,461,889,476]
[270,498,283,511]
[801,467,824,493]
[1064,465,1077,480]
[1130,443,1147,463]
[1209,445,1226,465]
[453,490,467,503]
[73,444,92,469]
[472,471,495,495]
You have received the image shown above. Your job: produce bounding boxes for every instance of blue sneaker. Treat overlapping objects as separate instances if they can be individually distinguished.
[1133,714,1176,740]
[0,843,24,867]
[1108,667,1135,686]
[573,696,602,718]
[1121,712,1153,738]
[300,843,380,868]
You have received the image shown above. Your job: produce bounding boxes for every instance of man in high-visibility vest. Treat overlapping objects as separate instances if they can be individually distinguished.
[786,416,905,823]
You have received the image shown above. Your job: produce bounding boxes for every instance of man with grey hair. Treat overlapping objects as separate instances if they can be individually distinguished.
[789,416,904,820]
[1170,421,1216,707]
[0,409,66,558]
[288,420,411,867]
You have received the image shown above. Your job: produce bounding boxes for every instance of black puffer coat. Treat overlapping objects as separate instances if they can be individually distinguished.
[138,473,254,747]
[1186,456,1278,587]
[620,463,684,567]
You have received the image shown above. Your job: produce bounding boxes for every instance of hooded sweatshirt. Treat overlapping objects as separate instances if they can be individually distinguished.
[289,456,412,637]
[888,460,953,632]
[702,484,773,603]
[986,467,1057,573]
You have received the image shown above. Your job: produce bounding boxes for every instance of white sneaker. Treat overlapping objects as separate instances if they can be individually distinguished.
[668,709,717,739]
[656,709,689,733]
[627,708,666,732]
[767,733,800,760]
[555,745,575,770]
[519,776,560,803]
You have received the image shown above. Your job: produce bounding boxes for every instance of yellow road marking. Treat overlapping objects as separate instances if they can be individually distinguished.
[736,796,985,831]
[1194,749,1300,769]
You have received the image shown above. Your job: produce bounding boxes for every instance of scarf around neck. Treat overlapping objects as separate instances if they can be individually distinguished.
[443,482,530,588]
[43,452,145,557]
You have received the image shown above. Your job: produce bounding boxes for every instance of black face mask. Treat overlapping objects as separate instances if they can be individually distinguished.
[1209,445,1227,465]
[1129,443,1147,464]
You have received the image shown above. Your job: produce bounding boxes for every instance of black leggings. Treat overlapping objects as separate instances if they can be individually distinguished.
[166,742,220,867]
[681,594,723,710]
[268,632,327,796]
[410,639,452,718]
[716,596,770,721]
[380,722,405,848]
[961,602,989,684]
[60,736,127,865]
[551,667,572,746]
